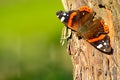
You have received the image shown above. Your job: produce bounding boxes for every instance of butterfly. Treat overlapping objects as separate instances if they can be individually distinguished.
[56,6,112,53]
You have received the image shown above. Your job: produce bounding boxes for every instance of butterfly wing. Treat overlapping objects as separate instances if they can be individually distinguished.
[79,18,112,53]
[90,35,112,53]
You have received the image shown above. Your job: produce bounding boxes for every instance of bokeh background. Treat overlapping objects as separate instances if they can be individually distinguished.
[0,0,72,80]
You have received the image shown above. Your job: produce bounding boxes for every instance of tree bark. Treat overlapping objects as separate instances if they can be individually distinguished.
[61,0,120,80]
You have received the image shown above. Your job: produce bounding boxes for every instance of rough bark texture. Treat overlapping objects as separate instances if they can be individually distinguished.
[61,0,120,80]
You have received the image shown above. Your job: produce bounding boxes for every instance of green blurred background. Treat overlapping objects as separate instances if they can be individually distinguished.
[0,0,72,80]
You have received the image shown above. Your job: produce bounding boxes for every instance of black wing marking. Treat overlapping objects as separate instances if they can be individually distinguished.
[90,35,112,53]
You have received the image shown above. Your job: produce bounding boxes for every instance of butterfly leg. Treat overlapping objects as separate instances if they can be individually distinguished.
[60,27,72,46]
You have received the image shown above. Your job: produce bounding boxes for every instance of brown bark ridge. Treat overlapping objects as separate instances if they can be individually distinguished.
[60,0,120,80]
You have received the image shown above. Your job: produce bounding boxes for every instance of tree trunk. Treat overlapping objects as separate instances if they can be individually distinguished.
[61,0,120,80]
